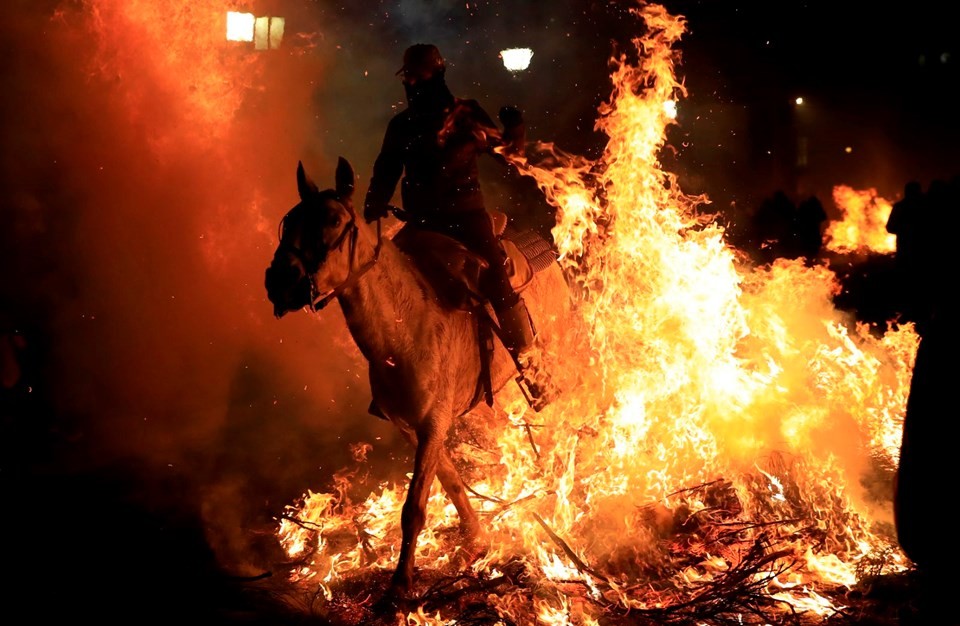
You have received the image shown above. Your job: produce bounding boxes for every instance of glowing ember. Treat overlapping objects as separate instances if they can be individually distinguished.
[278,2,917,623]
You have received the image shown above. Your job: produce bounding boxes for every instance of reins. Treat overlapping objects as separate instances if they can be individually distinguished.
[308,216,383,311]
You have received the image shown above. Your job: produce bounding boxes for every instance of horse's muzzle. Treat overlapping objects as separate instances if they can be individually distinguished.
[265,262,311,318]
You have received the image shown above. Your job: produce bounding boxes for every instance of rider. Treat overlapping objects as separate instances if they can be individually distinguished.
[363,43,549,406]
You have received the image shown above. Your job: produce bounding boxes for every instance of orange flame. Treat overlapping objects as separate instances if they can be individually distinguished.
[85,0,262,154]
[279,2,917,623]
[824,185,896,255]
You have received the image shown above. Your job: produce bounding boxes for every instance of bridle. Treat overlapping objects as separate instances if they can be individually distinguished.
[278,206,383,312]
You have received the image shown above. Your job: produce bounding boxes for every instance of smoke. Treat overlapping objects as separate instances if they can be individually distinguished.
[0,0,617,576]
[0,0,390,573]
[3,0,955,585]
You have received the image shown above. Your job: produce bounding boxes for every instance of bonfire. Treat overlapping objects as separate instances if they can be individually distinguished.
[267,3,917,624]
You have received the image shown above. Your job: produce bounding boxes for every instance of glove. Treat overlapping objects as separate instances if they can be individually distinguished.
[499,105,523,128]
[364,202,389,223]
[498,106,525,156]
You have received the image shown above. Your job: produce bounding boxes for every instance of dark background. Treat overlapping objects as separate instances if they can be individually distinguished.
[2,0,955,622]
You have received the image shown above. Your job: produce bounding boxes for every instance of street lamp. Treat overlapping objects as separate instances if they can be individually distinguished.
[500,48,534,72]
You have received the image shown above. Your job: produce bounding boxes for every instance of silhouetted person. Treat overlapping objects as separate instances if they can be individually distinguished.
[900,178,954,335]
[794,195,827,263]
[894,273,960,583]
[886,181,923,266]
[894,175,960,606]
[753,190,797,262]
[363,44,550,403]
[886,181,926,327]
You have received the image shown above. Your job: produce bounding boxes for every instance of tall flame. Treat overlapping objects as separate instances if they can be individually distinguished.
[277,3,917,623]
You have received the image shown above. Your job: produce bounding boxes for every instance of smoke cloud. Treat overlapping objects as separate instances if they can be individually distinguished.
[1,0,388,573]
[3,0,957,591]
[0,0,617,578]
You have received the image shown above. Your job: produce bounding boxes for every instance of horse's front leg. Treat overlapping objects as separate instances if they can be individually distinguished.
[394,424,479,558]
[389,419,446,598]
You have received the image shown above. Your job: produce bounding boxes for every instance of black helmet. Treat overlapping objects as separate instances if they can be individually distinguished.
[397,44,446,84]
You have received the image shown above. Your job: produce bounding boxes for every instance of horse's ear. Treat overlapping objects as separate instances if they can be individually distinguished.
[335,157,355,200]
[297,161,318,200]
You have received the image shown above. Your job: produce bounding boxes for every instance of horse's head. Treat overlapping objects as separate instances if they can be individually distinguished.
[265,157,359,318]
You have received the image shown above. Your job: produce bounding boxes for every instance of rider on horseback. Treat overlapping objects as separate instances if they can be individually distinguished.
[363,43,551,408]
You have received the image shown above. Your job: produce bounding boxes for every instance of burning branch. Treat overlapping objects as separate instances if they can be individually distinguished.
[269,1,915,623]
[533,512,609,582]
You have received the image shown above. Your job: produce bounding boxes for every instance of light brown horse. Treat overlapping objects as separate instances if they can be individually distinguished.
[265,157,572,599]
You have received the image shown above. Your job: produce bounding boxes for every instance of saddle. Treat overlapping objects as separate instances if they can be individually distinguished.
[384,210,558,416]
[392,210,557,311]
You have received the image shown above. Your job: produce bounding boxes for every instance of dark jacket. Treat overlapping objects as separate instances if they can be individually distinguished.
[364,79,519,222]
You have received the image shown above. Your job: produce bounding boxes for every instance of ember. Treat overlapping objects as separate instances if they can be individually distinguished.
[272,2,917,624]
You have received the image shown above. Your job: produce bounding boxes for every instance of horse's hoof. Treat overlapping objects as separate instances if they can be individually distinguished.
[377,571,416,609]
[372,587,414,615]
[459,519,482,544]
[452,536,487,570]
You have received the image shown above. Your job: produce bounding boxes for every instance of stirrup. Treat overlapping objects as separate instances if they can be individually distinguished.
[515,371,552,412]
[512,349,556,412]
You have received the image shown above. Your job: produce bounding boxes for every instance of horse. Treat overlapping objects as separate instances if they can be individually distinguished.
[264,157,573,600]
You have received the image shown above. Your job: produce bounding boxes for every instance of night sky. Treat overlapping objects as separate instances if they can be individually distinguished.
[2,0,956,621]
[307,0,960,218]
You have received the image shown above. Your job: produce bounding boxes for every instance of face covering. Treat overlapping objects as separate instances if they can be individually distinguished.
[404,73,453,113]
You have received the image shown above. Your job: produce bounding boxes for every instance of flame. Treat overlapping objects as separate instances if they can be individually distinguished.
[277,2,918,623]
[824,185,896,255]
[84,0,267,157]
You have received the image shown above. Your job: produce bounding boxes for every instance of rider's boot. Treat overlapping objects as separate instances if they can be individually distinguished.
[496,297,557,411]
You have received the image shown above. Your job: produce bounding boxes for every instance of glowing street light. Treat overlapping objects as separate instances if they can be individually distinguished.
[226,11,254,42]
[795,96,804,106]
[500,48,534,72]
[226,10,284,49]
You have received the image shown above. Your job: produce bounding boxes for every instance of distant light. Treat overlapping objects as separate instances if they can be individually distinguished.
[941,52,951,64]
[844,146,853,153]
[500,48,533,72]
[255,16,285,50]
[227,11,283,49]
[795,97,804,106]
[226,11,254,42]
[663,100,677,119]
